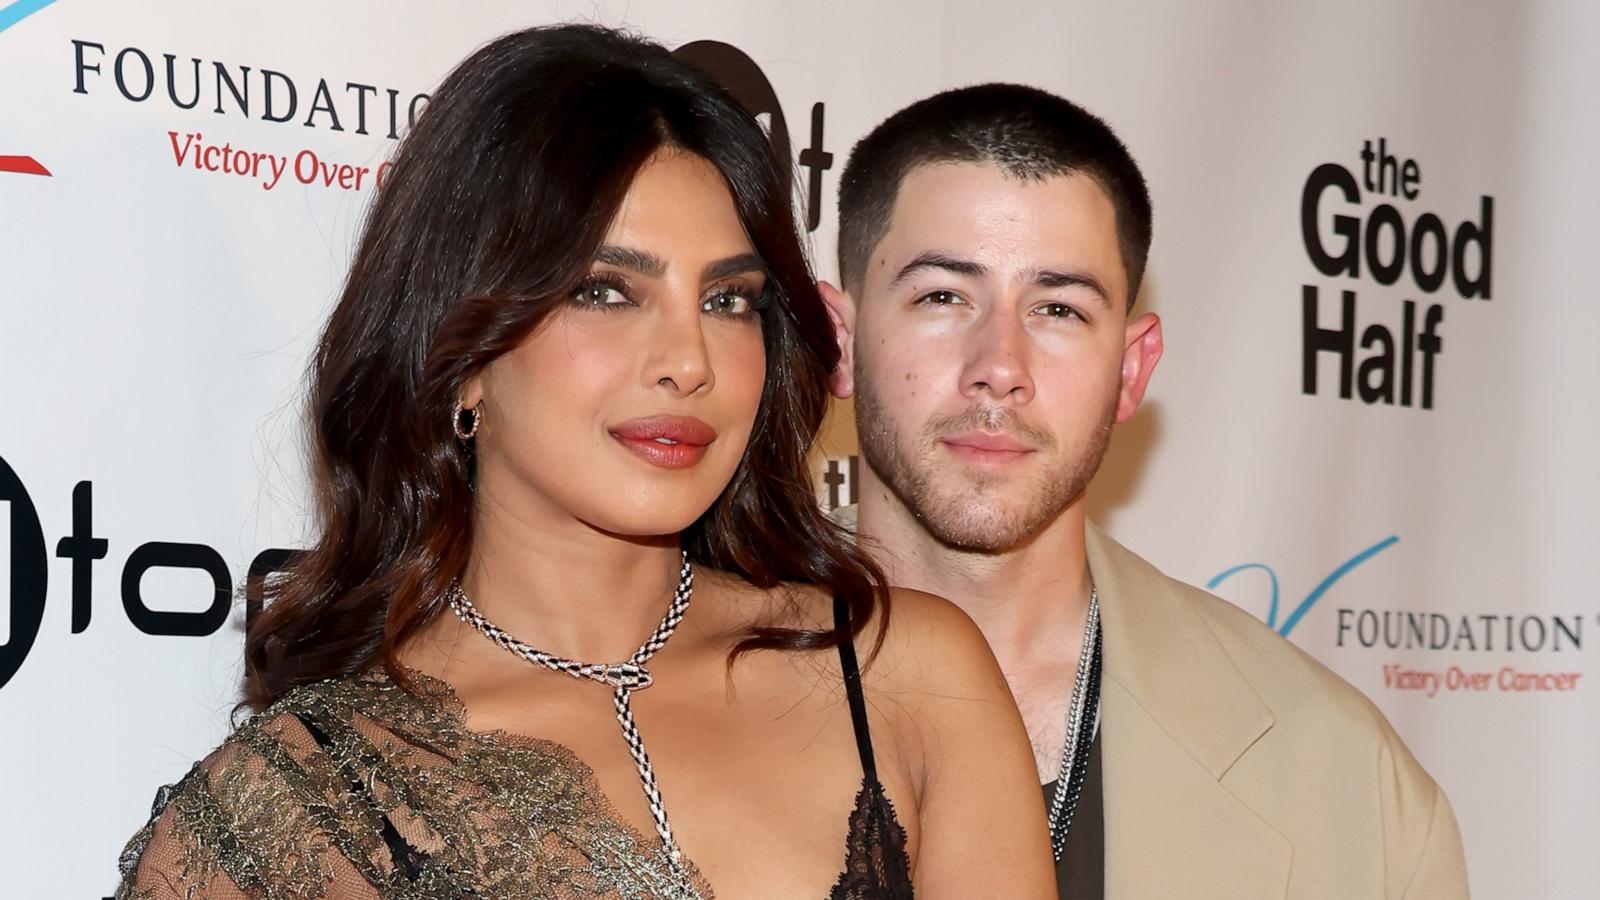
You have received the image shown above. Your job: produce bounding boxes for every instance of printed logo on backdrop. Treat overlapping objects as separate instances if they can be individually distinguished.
[1300,138,1494,409]
[0,154,51,176]
[66,37,431,192]
[27,28,836,229]
[1,0,59,175]
[1205,537,1593,699]
[0,453,299,691]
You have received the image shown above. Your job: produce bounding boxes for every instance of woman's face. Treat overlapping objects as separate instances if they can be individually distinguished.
[466,150,769,538]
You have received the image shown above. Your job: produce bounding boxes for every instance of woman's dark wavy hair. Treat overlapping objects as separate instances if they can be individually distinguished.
[243,24,888,710]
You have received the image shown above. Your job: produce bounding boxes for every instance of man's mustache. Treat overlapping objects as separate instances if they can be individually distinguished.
[925,406,1056,451]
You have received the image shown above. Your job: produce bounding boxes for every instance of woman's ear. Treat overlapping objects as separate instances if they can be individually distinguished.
[460,372,485,410]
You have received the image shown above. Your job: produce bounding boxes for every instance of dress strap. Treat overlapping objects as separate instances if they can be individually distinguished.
[833,593,879,783]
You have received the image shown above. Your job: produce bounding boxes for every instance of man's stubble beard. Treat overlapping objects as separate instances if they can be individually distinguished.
[854,363,1118,555]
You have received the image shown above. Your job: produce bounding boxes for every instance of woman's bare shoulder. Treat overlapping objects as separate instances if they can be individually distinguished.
[854,587,1006,695]
[699,571,999,683]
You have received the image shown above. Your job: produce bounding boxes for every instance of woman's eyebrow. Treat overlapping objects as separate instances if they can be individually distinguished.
[594,246,764,283]
[594,244,667,277]
[703,253,766,282]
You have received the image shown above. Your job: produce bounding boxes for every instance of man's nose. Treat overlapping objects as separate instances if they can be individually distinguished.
[960,309,1035,405]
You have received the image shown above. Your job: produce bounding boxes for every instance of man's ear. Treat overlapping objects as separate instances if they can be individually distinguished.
[819,280,857,399]
[1116,312,1163,423]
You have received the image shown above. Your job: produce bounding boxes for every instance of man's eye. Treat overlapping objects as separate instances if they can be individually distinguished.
[1036,302,1083,320]
[917,290,964,306]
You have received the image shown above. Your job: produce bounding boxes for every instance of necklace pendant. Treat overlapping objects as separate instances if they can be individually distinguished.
[602,662,652,690]
[449,552,692,870]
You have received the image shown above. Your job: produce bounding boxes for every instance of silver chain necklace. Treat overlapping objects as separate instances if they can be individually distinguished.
[1047,589,1102,861]
[446,553,695,882]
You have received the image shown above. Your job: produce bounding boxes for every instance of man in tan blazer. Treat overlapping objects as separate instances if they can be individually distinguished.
[821,83,1469,899]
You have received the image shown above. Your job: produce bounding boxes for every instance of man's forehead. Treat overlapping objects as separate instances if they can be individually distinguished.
[890,161,1115,226]
[874,161,1124,289]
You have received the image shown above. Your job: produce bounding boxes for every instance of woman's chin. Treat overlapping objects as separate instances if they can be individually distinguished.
[572,503,717,542]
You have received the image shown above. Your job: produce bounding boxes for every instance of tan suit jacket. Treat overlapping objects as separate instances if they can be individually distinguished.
[835,504,1468,897]
[1085,522,1469,899]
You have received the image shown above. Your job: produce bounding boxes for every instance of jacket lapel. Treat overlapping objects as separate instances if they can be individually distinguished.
[1087,523,1292,900]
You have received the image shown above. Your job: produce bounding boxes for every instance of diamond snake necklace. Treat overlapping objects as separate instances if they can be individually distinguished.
[447,552,695,879]
[1047,589,1102,862]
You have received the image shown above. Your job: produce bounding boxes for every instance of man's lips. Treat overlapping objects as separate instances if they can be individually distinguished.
[939,430,1035,463]
[609,416,717,470]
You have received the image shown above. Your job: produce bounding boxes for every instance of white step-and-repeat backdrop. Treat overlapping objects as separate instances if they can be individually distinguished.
[2,1,1595,897]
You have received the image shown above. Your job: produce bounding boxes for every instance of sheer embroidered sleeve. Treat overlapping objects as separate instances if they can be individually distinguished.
[114,711,382,900]
[114,674,712,900]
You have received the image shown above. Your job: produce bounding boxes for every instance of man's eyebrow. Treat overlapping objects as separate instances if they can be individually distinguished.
[703,253,766,282]
[594,245,667,277]
[1032,268,1112,309]
[888,251,988,288]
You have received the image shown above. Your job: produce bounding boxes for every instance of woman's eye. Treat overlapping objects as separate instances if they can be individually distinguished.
[917,290,965,306]
[702,290,755,317]
[572,279,632,308]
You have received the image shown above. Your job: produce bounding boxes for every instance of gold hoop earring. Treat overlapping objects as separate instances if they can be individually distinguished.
[453,400,482,440]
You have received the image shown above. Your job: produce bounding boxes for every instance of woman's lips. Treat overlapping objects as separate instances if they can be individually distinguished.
[610,416,717,470]
[939,430,1035,464]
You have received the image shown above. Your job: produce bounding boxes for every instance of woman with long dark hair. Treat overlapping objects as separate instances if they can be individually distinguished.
[116,24,1051,899]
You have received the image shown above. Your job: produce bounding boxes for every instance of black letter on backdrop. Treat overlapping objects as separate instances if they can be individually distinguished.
[799,103,834,232]
[122,542,231,637]
[1301,163,1361,278]
[71,39,105,94]
[0,455,48,691]
[1302,286,1356,399]
[55,481,107,634]
[244,548,301,634]
[673,41,793,198]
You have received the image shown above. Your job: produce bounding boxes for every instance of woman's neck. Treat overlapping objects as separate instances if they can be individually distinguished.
[452,481,686,664]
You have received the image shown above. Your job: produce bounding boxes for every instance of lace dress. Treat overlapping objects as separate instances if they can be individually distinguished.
[115,599,914,899]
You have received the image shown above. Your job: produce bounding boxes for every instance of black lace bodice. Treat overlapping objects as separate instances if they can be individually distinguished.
[828,593,915,899]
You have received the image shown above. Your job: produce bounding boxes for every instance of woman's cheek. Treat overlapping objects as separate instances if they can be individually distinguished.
[527,316,636,393]
[720,330,768,425]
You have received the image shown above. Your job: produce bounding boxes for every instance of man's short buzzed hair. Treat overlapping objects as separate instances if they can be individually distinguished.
[837,83,1153,309]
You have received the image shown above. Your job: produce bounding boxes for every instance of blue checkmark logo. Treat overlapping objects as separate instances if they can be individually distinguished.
[1207,536,1400,637]
[0,0,59,33]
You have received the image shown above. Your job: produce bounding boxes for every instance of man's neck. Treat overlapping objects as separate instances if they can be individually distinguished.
[855,479,1095,686]
[855,473,1097,782]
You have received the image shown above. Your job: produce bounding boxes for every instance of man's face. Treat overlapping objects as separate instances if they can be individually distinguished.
[851,162,1143,552]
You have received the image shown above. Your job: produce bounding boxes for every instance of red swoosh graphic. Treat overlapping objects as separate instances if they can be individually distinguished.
[0,155,52,176]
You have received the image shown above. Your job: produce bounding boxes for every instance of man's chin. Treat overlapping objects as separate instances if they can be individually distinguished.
[915,498,1051,555]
